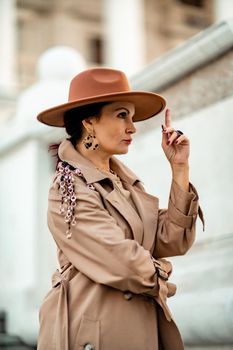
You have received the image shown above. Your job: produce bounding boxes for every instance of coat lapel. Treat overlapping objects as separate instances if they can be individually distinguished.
[94,183,144,246]
[122,181,159,252]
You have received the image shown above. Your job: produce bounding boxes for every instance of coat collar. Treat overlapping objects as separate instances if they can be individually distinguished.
[58,139,142,186]
[58,139,158,252]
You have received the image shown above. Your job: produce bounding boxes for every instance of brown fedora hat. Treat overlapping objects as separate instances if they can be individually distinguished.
[37,67,166,127]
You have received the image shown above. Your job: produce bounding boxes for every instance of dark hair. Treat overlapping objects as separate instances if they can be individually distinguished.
[48,101,111,169]
[64,101,111,147]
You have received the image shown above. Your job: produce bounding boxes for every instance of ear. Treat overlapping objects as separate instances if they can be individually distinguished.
[82,118,94,134]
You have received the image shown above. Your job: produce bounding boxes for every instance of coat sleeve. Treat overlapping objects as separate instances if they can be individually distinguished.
[47,172,163,296]
[153,179,205,258]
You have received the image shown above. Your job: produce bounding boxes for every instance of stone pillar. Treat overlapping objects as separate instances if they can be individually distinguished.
[0,0,16,90]
[103,0,145,76]
[214,0,233,22]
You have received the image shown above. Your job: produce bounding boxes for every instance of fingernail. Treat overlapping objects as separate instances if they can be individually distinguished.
[161,125,166,133]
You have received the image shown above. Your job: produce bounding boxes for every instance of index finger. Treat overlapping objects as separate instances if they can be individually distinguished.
[165,108,172,128]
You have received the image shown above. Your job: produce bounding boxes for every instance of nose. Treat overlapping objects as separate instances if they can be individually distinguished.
[126,121,136,134]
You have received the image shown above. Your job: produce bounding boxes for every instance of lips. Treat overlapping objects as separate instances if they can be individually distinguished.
[123,139,132,144]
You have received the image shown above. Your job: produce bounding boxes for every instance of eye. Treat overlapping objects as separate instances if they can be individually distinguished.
[118,111,127,118]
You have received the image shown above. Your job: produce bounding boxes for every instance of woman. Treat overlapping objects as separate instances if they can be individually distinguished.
[36,67,204,350]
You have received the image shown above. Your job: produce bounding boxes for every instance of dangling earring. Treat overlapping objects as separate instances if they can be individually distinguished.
[89,134,99,150]
[91,135,99,150]
[82,133,99,151]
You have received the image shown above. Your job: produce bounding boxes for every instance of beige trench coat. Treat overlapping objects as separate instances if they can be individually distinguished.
[37,139,204,350]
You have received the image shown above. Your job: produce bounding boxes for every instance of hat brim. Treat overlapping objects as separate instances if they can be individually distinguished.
[37,91,166,127]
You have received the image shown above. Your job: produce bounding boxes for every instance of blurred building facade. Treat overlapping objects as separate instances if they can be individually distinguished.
[0,0,233,349]
[0,0,230,126]
[3,0,214,89]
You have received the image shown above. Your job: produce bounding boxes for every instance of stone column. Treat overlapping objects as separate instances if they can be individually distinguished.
[214,0,233,22]
[0,0,16,90]
[103,0,145,76]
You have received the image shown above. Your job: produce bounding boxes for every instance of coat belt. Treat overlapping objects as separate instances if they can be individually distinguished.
[51,264,77,350]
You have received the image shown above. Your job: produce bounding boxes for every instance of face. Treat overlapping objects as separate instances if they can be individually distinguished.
[84,101,136,155]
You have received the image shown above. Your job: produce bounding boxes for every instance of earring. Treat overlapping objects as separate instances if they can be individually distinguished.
[82,133,99,150]
[90,135,99,150]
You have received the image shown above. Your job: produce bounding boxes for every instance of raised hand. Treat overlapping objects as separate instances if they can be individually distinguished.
[161,109,190,167]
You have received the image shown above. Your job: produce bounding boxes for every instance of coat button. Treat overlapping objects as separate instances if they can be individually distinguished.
[124,291,133,300]
[84,344,95,350]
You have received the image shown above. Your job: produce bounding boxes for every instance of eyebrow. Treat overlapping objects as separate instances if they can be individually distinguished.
[115,107,130,114]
